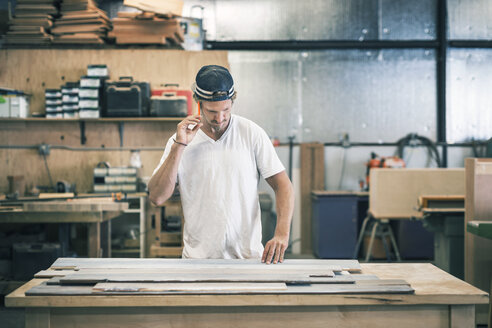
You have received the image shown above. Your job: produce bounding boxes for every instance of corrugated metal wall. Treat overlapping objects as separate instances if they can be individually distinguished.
[182,0,492,148]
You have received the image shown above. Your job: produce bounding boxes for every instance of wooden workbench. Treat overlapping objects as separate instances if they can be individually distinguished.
[0,198,128,257]
[5,262,487,328]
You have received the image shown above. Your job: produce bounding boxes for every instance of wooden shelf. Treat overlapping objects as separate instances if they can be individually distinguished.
[0,117,183,122]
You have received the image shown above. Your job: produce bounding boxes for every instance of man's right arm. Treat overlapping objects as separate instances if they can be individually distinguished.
[148,115,203,206]
[148,142,186,206]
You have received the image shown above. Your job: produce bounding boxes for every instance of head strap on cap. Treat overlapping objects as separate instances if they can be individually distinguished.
[192,65,235,102]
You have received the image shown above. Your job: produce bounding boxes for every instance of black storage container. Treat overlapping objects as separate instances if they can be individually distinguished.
[104,76,150,117]
[12,243,61,280]
[312,192,358,259]
[150,93,188,117]
[396,220,434,260]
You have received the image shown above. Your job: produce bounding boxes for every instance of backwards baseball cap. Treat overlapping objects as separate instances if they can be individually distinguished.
[191,65,235,102]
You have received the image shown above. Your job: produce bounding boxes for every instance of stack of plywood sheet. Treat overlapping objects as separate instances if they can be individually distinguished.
[4,0,60,44]
[27,258,414,296]
[51,0,111,44]
[123,0,183,17]
[108,11,184,46]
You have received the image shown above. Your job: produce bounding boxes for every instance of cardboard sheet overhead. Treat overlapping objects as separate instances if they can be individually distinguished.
[5,0,59,44]
[123,0,183,16]
[109,12,184,46]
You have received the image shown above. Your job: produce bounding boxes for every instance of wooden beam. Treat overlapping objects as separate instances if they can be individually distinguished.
[300,143,325,254]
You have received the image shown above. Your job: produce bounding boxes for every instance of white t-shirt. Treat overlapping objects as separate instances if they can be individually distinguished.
[152,114,285,259]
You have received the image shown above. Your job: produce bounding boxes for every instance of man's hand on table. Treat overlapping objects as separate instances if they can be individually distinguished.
[262,234,289,264]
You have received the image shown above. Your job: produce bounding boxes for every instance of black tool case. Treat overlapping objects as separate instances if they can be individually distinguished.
[150,93,188,117]
[104,76,150,117]
[12,243,61,280]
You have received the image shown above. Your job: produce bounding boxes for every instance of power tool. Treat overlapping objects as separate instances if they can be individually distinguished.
[363,152,405,190]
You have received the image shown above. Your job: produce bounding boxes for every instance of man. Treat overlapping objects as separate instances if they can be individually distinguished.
[148,65,294,264]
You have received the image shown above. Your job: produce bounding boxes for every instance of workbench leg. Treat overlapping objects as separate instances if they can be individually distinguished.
[387,223,402,262]
[365,220,379,262]
[100,220,111,258]
[58,223,70,257]
[25,308,50,328]
[140,196,146,258]
[354,216,370,259]
[450,305,474,328]
[88,222,101,258]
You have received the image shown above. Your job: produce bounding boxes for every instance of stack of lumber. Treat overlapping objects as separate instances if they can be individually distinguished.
[4,0,60,44]
[123,0,184,17]
[51,0,111,44]
[108,11,184,46]
[27,258,414,295]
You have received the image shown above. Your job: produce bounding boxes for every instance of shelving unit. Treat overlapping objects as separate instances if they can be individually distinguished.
[111,193,148,258]
[0,118,182,122]
[1,117,183,146]
[150,197,184,258]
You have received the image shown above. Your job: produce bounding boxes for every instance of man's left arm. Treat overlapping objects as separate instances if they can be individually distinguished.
[262,171,295,264]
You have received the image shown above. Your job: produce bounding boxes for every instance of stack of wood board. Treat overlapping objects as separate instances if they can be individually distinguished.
[108,11,184,46]
[4,0,60,44]
[26,258,414,296]
[123,0,184,17]
[51,0,111,44]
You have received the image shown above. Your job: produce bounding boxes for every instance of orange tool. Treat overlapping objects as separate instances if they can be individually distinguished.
[111,192,124,201]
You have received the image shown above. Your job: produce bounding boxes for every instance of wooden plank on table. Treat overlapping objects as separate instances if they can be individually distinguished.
[58,272,352,285]
[91,282,413,295]
[57,267,340,277]
[49,258,355,273]
[354,279,410,286]
[26,282,289,295]
[300,143,325,255]
[88,281,413,295]
[46,277,62,285]
[93,282,288,293]
[26,282,93,296]
[35,269,77,278]
[40,267,342,278]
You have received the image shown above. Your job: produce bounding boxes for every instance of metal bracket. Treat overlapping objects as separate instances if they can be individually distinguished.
[79,121,87,145]
[119,122,124,147]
